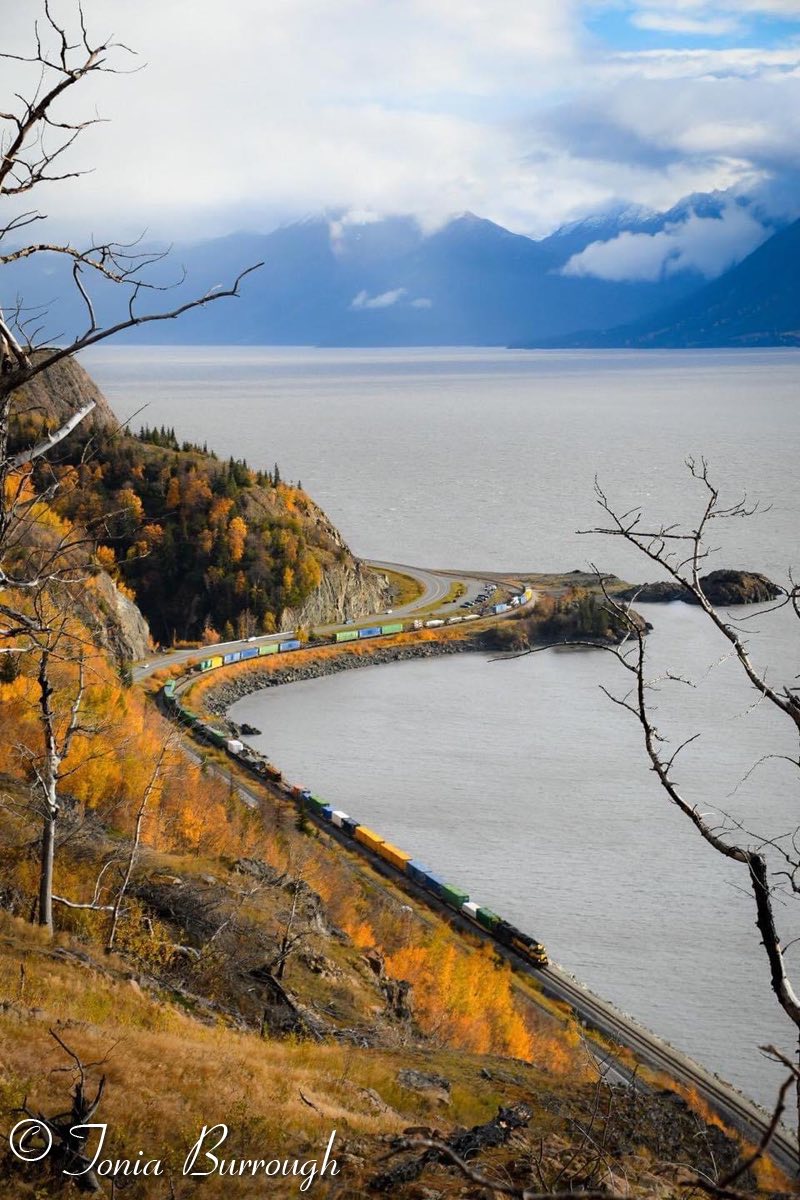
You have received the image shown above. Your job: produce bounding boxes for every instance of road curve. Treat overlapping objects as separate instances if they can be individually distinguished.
[133,560,502,680]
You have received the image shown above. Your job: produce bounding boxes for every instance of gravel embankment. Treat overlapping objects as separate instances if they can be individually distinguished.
[203,637,485,716]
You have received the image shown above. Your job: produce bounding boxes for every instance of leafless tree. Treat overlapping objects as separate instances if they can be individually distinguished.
[28,612,88,932]
[576,458,800,1143]
[0,1,261,651]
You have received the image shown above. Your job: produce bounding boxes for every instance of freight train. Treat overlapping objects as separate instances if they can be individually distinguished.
[160,657,549,971]
[193,591,534,675]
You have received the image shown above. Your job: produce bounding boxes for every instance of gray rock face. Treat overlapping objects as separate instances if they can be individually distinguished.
[284,560,389,628]
[76,572,152,664]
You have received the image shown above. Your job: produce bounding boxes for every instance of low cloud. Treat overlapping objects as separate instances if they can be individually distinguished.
[411,297,433,308]
[351,287,408,309]
[561,203,770,281]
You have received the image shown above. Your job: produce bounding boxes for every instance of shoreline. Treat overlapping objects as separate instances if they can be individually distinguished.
[201,635,483,718]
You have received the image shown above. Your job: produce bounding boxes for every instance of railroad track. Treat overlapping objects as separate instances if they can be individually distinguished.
[161,679,799,1177]
[537,963,798,1175]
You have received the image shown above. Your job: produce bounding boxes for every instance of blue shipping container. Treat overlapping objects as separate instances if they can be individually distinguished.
[321,805,333,821]
[407,860,434,886]
[493,603,509,615]
[419,871,447,897]
[358,626,382,639]
[279,639,301,652]
[240,647,258,660]
[223,651,241,664]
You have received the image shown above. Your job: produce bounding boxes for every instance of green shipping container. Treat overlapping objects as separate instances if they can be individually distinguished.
[476,907,501,932]
[258,643,279,656]
[442,884,470,908]
[380,623,403,635]
[335,630,359,643]
[306,795,328,814]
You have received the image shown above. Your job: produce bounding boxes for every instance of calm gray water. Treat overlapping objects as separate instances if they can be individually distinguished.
[84,346,800,1108]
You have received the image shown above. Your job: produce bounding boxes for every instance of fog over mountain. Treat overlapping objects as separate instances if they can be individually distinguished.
[534,216,800,348]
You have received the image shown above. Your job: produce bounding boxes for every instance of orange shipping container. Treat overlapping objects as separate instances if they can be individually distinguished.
[378,842,413,871]
[354,825,384,851]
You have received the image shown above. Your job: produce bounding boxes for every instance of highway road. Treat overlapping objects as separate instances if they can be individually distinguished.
[133,559,505,679]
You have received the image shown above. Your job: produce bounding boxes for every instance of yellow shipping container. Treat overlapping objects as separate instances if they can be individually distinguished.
[378,842,413,871]
[354,825,384,851]
[210,655,224,669]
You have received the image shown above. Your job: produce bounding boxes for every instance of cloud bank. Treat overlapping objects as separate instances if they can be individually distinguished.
[562,203,770,280]
[2,0,799,251]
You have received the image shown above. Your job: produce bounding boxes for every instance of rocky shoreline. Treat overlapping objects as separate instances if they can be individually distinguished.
[203,636,483,717]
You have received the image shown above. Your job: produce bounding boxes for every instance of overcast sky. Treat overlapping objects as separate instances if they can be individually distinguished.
[4,0,800,265]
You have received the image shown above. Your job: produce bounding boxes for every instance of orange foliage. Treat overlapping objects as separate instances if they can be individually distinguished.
[228,515,248,563]
[387,935,534,1059]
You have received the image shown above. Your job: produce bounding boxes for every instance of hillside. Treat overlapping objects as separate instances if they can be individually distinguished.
[532,218,800,349]
[0,628,772,1198]
[9,357,386,646]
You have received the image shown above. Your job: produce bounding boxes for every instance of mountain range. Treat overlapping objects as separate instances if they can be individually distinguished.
[7,192,797,348]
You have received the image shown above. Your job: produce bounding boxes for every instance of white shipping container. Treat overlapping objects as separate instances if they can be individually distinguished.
[462,901,480,918]
[330,810,348,828]
[226,739,245,753]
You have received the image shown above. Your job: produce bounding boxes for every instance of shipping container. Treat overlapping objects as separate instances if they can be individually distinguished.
[321,805,333,821]
[258,643,279,656]
[476,907,502,933]
[462,901,480,920]
[279,639,301,652]
[358,626,382,639]
[240,647,258,660]
[406,860,434,886]
[226,738,244,754]
[210,655,224,668]
[330,810,348,828]
[205,728,228,747]
[290,785,305,799]
[380,622,403,635]
[354,825,384,851]
[305,794,328,815]
[493,603,509,615]
[341,817,360,838]
[419,871,447,898]
[223,651,241,665]
[163,681,175,698]
[377,842,412,871]
[335,630,359,643]
[200,658,214,671]
[441,883,470,908]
